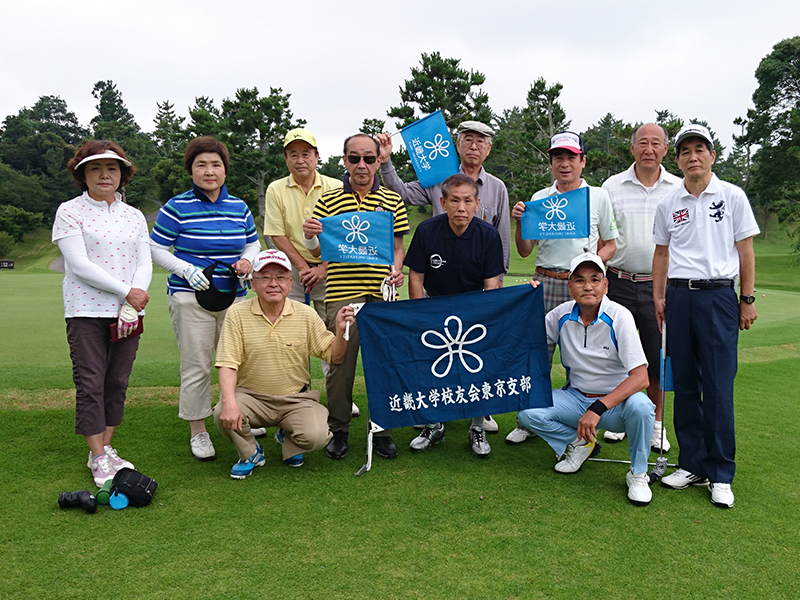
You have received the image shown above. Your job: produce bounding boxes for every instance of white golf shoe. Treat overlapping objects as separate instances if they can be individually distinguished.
[660,468,709,489]
[554,438,595,474]
[505,424,536,445]
[626,470,652,506]
[650,421,671,452]
[709,483,735,508]
[482,416,499,433]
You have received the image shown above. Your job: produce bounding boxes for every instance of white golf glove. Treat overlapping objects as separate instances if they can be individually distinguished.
[117,303,139,339]
[183,264,210,291]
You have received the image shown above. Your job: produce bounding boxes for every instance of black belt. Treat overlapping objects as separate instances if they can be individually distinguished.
[668,278,734,290]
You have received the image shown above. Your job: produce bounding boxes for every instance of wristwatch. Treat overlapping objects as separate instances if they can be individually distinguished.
[740,294,756,304]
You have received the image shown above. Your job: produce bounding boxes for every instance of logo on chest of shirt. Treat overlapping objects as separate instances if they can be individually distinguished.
[672,208,690,226]
[709,199,725,222]
[430,254,447,269]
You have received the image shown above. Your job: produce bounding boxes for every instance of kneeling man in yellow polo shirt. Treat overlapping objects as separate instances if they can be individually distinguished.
[213,249,354,479]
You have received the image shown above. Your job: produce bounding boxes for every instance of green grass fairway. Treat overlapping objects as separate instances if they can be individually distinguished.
[1,216,799,599]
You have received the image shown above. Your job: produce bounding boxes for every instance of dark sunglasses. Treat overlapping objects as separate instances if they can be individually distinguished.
[346,155,377,165]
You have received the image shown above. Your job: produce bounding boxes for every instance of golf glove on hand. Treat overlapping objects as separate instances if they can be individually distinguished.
[183,265,210,291]
[117,303,139,339]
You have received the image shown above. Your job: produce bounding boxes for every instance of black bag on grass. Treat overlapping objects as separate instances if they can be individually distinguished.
[111,468,158,507]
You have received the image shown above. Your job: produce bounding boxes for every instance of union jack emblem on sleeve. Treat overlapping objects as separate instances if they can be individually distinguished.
[672,208,690,224]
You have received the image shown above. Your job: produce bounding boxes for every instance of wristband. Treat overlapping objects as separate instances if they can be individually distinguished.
[303,235,320,250]
[587,399,608,417]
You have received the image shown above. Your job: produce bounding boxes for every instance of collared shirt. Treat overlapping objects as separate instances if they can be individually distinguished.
[263,172,343,264]
[52,192,151,318]
[216,297,335,396]
[653,174,760,279]
[533,180,619,270]
[602,164,682,273]
[404,213,504,297]
[547,295,647,395]
[380,159,510,273]
[150,184,259,295]
[313,175,409,302]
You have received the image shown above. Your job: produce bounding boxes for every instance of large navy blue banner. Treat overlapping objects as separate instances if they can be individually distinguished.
[520,187,590,240]
[356,284,553,429]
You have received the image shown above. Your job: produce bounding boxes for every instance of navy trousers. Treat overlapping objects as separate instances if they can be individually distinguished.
[665,285,739,483]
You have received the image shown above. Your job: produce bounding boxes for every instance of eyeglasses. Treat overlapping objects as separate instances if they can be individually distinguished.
[346,155,378,165]
[459,135,489,148]
[252,275,291,284]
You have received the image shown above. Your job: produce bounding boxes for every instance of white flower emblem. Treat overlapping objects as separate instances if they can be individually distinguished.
[423,133,451,160]
[342,214,370,244]
[543,197,569,220]
[421,316,487,378]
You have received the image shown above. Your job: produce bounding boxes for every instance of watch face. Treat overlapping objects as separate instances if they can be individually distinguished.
[741,295,756,304]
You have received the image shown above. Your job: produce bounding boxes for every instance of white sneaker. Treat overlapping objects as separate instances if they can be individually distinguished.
[709,483,735,508]
[89,454,115,487]
[660,468,709,489]
[103,445,134,471]
[603,430,626,442]
[482,415,498,433]
[190,431,216,461]
[650,421,671,452]
[505,425,536,445]
[555,438,595,474]
[351,403,360,417]
[250,427,267,438]
[626,470,652,506]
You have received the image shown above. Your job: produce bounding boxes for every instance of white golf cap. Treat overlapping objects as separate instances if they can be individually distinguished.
[548,131,584,155]
[75,150,132,169]
[253,249,291,272]
[674,124,714,153]
[569,252,606,277]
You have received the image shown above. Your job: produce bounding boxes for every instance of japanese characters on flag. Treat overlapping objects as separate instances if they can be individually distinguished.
[520,187,590,240]
[356,284,553,430]
[318,211,394,265]
[399,110,460,189]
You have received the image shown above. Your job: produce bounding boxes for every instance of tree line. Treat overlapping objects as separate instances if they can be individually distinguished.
[1,38,798,258]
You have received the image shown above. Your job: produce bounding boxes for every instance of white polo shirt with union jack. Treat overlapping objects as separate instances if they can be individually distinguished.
[652,174,760,280]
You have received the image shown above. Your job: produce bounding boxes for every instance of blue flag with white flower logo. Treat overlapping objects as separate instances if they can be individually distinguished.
[319,211,394,265]
[356,284,553,430]
[520,187,590,240]
[400,110,460,188]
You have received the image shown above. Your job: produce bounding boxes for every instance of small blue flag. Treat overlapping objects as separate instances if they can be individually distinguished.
[356,284,553,430]
[319,212,394,265]
[400,110,460,189]
[520,187,590,240]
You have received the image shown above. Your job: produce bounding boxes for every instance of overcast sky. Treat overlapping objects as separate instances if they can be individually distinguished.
[3,1,798,161]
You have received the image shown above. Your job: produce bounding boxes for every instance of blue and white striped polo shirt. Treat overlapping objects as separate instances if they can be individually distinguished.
[151,184,259,295]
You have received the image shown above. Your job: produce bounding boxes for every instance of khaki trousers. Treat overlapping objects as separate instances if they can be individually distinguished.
[213,387,332,459]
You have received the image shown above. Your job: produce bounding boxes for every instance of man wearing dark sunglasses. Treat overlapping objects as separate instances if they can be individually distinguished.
[302,134,410,461]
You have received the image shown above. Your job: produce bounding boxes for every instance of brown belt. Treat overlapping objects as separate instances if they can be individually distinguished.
[607,266,653,282]
[536,267,570,280]
[574,388,605,398]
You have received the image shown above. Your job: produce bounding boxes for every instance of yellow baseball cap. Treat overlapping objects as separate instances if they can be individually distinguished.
[283,128,317,149]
